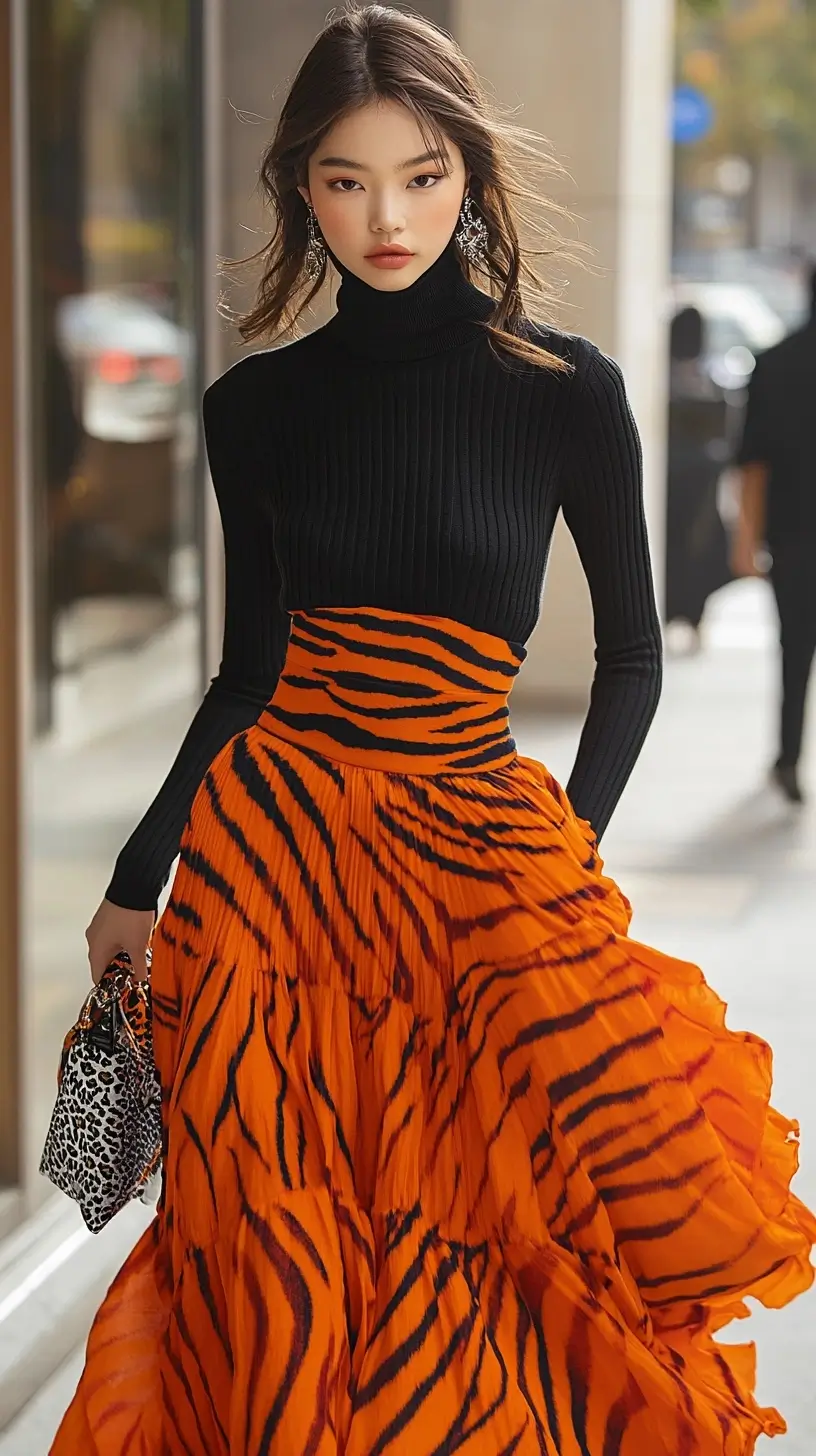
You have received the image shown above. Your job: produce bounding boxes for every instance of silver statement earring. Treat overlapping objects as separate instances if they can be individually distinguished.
[305,203,327,280]
[455,193,488,264]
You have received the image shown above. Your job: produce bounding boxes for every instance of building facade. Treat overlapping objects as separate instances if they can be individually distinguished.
[0,0,673,1423]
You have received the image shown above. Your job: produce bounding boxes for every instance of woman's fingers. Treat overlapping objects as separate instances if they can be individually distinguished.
[126,940,150,981]
[87,933,114,985]
[85,902,155,984]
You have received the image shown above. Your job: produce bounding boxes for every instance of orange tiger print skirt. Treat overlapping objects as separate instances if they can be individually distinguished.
[52,607,815,1455]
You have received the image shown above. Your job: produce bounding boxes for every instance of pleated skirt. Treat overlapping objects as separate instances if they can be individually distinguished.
[52,607,816,1455]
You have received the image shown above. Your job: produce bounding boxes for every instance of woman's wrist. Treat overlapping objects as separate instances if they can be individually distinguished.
[104,865,160,916]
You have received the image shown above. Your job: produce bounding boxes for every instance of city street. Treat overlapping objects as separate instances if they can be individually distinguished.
[1,578,814,1454]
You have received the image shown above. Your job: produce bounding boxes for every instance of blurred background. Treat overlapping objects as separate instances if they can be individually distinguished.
[0,0,814,1449]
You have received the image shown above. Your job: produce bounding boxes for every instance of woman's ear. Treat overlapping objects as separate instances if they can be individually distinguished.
[297,184,311,207]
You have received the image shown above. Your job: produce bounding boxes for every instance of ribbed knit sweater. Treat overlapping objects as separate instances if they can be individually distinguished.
[106,243,662,912]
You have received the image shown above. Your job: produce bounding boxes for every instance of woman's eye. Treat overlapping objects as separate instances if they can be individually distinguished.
[329,178,362,192]
[409,173,443,189]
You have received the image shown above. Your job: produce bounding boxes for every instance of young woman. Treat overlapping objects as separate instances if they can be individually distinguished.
[54,7,814,1453]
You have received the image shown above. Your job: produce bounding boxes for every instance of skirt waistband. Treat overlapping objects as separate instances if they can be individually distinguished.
[257,607,525,775]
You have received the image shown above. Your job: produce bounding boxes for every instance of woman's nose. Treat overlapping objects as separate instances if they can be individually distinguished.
[370,191,406,236]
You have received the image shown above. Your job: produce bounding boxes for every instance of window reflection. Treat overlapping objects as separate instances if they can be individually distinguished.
[26,0,201,1187]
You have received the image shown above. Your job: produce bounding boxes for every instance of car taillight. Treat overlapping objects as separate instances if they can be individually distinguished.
[147,356,183,385]
[96,350,139,384]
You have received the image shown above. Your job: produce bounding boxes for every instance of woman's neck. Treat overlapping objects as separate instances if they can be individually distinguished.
[327,240,496,361]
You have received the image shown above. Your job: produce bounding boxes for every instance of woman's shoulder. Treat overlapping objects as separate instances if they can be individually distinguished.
[519,323,636,455]
[203,334,325,417]
[523,324,634,431]
[521,322,624,391]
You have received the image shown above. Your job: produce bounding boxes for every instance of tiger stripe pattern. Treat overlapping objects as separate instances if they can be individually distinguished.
[52,606,816,1455]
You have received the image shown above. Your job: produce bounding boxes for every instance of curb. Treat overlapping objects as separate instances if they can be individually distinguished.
[0,1196,151,1433]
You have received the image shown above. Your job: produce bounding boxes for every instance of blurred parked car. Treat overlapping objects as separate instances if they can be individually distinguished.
[48,289,194,605]
[670,281,786,391]
[56,289,190,443]
[672,248,807,332]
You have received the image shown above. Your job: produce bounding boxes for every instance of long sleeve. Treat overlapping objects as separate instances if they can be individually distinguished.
[560,345,663,839]
[105,364,291,912]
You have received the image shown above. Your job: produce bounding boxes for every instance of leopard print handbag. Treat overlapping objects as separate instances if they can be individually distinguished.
[39,948,162,1233]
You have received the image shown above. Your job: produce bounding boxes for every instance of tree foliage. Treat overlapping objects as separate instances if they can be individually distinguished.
[677,0,816,165]
[683,0,726,15]
[684,0,816,12]
[50,0,188,47]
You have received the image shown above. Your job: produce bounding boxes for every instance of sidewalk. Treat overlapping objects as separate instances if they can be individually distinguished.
[3,578,813,1453]
[0,1353,84,1456]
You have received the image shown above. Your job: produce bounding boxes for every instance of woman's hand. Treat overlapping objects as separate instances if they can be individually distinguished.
[85,899,155,984]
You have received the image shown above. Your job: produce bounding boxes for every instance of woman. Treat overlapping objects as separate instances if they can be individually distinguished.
[54,7,814,1453]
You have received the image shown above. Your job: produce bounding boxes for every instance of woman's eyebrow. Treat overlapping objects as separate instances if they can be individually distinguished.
[397,150,448,171]
[316,150,448,172]
[317,156,366,170]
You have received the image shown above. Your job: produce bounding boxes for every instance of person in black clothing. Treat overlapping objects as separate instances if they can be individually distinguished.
[665,305,731,646]
[733,264,816,804]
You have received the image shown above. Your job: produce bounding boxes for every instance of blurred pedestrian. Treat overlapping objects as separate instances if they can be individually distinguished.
[51,7,814,1454]
[665,305,731,651]
[733,263,816,804]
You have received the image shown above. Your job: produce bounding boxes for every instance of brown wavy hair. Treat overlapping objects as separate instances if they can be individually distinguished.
[229,3,576,371]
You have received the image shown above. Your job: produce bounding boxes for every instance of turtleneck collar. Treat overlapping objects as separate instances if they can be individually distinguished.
[327,240,496,361]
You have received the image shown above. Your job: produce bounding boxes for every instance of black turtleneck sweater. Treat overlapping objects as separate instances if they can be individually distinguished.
[106,244,662,912]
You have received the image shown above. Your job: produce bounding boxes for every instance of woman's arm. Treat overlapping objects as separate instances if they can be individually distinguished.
[104,358,291,912]
[559,345,663,839]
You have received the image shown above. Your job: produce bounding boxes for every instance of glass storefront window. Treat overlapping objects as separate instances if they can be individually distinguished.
[23,0,203,1193]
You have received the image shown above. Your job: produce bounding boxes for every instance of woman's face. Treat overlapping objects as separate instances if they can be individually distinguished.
[299,100,467,291]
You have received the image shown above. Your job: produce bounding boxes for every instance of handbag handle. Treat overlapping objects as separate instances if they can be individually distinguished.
[79,968,149,1056]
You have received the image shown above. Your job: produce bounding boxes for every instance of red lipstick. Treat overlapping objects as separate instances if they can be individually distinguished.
[365,244,415,270]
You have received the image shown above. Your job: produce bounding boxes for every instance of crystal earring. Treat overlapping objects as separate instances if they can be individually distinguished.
[455,193,488,264]
[305,203,327,280]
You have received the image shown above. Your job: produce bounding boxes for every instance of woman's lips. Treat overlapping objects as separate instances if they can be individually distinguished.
[366,250,415,269]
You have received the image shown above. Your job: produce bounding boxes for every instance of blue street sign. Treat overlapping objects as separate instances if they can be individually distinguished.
[673,84,715,146]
